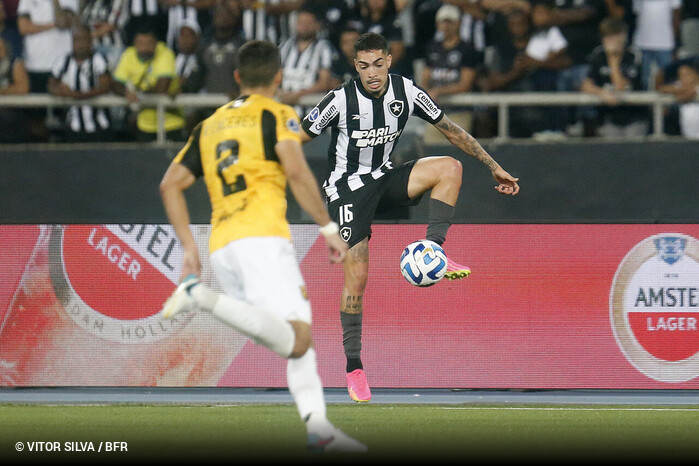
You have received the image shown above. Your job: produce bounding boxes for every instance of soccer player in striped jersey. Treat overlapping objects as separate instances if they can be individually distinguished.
[301,32,520,403]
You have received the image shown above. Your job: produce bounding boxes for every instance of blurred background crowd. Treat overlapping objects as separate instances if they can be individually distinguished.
[0,0,697,143]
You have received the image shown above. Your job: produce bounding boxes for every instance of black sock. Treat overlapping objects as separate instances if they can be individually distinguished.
[426,198,455,246]
[346,358,363,373]
[340,311,363,373]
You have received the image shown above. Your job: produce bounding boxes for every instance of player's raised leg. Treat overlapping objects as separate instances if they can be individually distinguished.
[162,275,366,452]
[341,239,372,402]
[407,156,471,280]
[162,275,296,357]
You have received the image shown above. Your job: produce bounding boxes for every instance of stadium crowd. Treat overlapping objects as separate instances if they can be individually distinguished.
[0,0,697,142]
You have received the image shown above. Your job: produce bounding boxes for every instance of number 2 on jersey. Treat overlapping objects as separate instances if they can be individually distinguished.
[216,139,247,196]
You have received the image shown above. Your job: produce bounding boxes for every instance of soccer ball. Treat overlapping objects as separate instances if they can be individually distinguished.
[400,240,447,287]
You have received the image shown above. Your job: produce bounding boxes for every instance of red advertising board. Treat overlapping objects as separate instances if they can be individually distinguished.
[1,224,698,388]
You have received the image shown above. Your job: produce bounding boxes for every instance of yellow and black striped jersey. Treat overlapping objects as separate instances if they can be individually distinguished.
[173,94,303,253]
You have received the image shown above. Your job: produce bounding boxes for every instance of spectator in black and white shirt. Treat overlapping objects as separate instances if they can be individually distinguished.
[239,0,303,44]
[175,18,203,93]
[122,0,167,45]
[452,0,488,65]
[47,24,113,141]
[174,18,205,132]
[161,0,214,50]
[79,0,128,70]
[162,0,198,52]
[278,8,334,115]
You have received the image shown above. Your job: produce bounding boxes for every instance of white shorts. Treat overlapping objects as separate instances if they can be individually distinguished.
[209,236,312,324]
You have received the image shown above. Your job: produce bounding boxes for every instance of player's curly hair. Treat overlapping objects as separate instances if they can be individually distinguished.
[237,40,281,87]
[353,32,389,57]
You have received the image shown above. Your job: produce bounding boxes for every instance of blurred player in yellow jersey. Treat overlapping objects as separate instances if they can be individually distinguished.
[159,40,366,453]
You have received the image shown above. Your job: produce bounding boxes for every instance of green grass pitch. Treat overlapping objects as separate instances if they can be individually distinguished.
[2,403,698,462]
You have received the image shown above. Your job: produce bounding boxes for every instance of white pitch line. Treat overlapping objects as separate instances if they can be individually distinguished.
[373,406,699,412]
[435,406,699,412]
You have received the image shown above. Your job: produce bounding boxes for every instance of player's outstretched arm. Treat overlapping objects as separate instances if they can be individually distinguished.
[160,162,202,280]
[276,139,349,263]
[434,115,520,196]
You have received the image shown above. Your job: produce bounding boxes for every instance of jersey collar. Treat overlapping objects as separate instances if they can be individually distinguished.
[354,74,392,100]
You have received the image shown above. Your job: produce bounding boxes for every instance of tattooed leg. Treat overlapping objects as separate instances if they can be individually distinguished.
[341,239,369,372]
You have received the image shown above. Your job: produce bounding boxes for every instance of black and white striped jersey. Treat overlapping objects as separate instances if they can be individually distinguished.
[51,52,111,133]
[279,36,333,116]
[79,0,128,53]
[128,0,159,16]
[241,0,297,45]
[301,74,443,201]
[279,37,333,93]
[175,52,201,91]
[165,5,198,51]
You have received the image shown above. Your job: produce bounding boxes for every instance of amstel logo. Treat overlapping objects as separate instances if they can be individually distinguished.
[610,233,699,382]
[49,225,193,343]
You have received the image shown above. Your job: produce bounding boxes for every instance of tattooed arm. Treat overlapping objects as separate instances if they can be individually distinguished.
[435,115,498,169]
[434,115,520,195]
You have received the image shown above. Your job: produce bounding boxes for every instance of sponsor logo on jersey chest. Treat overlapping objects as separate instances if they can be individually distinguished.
[350,127,402,148]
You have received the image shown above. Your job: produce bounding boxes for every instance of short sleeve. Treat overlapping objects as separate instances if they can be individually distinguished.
[51,55,67,79]
[276,105,303,143]
[152,45,177,79]
[113,49,132,83]
[17,0,30,15]
[410,80,443,124]
[548,27,568,53]
[301,89,341,137]
[173,123,203,178]
[93,53,109,75]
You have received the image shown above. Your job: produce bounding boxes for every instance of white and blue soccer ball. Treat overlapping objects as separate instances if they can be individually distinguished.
[400,240,447,287]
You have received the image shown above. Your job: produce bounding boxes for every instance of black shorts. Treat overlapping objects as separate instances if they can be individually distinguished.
[327,160,423,248]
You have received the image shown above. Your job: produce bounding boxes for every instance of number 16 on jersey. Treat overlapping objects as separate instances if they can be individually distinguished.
[338,204,353,243]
